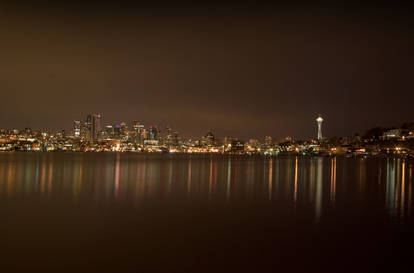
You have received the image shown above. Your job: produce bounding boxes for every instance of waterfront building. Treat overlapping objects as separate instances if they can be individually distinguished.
[382,129,402,139]
[201,132,215,147]
[230,139,245,154]
[223,137,236,147]
[264,136,273,146]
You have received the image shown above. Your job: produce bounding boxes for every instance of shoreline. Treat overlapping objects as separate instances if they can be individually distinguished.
[1,150,414,160]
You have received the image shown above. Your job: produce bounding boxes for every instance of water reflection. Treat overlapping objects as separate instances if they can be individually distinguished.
[0,153,413,223]
[386,158,396,214]
[409,165,412,214]
[330,157,336,205]
[401,161,406,218]
[384,158,413,222]
[309,158,315,203]
[315,157,323,224]
[268,158,273,200]
[226,157,231,200]
[294,156,298,203]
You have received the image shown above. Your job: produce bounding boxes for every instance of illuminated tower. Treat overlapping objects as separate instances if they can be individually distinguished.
[316,115,323,140]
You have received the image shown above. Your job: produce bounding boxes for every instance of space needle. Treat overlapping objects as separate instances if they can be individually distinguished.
[316,115,323,140]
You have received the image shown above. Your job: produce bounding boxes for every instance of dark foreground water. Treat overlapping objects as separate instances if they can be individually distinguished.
[1,152,413,273]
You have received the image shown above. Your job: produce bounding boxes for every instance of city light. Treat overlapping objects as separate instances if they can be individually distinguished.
[0,113,414,158]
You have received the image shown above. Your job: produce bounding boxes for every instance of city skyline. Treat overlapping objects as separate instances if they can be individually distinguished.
[1,112,414,142]
[2,112,326,141]
[2,111,414,156]
[1,2,413,140]
[2,112,328,140]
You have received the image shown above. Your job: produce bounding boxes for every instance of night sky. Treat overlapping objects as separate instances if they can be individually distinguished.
[1,2,413,140]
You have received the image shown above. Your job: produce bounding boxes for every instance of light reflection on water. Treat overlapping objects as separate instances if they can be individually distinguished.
[0,152,413,222]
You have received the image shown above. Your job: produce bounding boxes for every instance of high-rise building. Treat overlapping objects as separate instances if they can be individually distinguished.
[264,136,273,146]
[105,125,121,139]
[84,113,102,141]
[248,139,259,147]
[163,126,173,146]
[316,115,323,140]
[201,132,215,147]
[120,122,128,137]
[141,128,148,141]
[86,114,92,130]
[224,137,236,147]
[73,120,81,137]
[132,121,145,144]
[92,113,102,141]
[149,126,159,140]
[84,114,93,140]
[230,139,245,153]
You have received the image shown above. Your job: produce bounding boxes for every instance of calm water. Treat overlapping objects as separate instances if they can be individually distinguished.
[1,152,413,272]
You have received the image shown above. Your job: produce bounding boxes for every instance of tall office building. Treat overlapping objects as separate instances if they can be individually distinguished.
[92,114,102,140]
[149,126,159,140]
[84,113,102,141]
[73,120,81,137]
[85,114,92,131]
[163,126,173,146]
[201,132,215,147]
[133,121,144,133]
[316,115,323,140]
[132,121,145,143]
[264,136,273,147]
[141,129,148,141]
[120,122,128,137]
[105,125,121,139]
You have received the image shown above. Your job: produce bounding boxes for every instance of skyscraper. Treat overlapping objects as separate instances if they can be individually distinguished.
[119,122,128,137]
[92,114,102,141]
[105,125,121,139]
[84,113,102,141]
[132,121,145,144]
[316,115,323,140]
[264,136,273,147]
[201,132,215,147]
[73,120,81,137]
[149,126,159,140]
[163,126,173,146]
